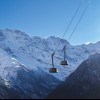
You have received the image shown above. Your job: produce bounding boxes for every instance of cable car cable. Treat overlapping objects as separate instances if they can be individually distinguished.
[48,1,83,73]
[53,1,83,53]
[68,2,90,42]
[46,0,90,73]
[60,1,90,66]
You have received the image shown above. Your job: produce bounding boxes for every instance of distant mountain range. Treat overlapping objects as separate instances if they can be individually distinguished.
[0,28,100,98]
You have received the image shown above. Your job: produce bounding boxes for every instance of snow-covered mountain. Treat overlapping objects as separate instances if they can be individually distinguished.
[0,45,61,99]
[47,53,100,99]
[0,29,62,99]
[0,28,100,98]
[1,29,100,80]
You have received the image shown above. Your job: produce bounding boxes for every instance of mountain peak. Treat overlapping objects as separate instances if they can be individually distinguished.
[46,36,69,44]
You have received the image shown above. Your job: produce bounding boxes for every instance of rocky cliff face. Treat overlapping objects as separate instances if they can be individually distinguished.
[47,53,100,99]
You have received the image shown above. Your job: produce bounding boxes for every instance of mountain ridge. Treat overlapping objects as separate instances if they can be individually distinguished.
[0,28,100,98]
[47,53,100,99]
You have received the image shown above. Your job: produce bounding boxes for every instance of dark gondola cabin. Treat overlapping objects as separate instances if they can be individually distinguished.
[60,60,68,65]
[49,68,58,73]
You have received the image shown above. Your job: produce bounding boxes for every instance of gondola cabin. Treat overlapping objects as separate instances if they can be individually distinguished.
[49,68,58,73]
[60,60,68,65]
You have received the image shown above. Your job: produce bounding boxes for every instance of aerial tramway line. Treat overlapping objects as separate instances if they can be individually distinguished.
[48,0,90,73]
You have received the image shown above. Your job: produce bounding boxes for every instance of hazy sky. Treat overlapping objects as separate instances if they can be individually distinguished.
[0,0,100,45]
